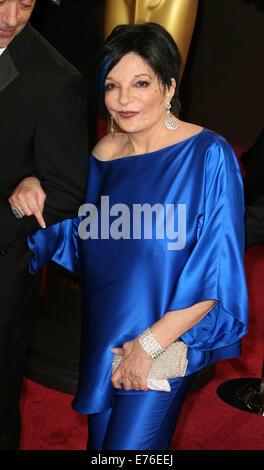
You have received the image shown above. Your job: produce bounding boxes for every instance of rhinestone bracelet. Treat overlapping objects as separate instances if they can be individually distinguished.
[138,327,165,360]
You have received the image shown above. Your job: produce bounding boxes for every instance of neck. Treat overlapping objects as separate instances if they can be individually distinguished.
[125,120,172,156]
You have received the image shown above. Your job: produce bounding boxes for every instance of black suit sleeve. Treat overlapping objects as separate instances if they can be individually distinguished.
[0,71,89,249]
[34,71,89,226]
[0,200,39,251]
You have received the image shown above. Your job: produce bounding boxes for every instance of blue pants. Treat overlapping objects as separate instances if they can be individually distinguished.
[87,374,195,450]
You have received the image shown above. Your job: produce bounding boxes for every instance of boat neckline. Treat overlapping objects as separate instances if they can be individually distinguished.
[91,127,206,163]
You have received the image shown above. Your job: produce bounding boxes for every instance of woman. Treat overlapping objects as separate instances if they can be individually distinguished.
[10,23,248,450]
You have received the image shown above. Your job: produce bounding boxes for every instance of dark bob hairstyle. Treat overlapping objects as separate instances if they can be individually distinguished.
[97,22,182,115]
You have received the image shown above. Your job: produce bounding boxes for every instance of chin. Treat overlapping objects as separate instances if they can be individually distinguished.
[121,127,142,135]
[0,25,24,48]
[0,34,15,48]
[116,121,142,134]
[0,40,11,48]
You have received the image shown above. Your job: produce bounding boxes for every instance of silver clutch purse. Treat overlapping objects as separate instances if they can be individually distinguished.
[112,341,188,392]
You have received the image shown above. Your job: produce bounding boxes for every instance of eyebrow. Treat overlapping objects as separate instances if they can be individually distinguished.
[105,73,152,80]
[134,73,152,78]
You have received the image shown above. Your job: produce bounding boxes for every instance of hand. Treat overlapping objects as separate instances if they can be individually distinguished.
[8,177,47,228]
[111,339,153,391]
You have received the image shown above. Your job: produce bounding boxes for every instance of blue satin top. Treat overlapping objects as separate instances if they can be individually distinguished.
[28,128,248,414]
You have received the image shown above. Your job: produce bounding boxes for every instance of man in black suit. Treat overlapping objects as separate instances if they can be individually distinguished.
[0,0,88,449]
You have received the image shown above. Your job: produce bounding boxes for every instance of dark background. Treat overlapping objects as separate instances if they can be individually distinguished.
[31,0,264,150]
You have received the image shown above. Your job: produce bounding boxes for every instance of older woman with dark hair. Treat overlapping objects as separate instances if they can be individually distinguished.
[10,23,248,450]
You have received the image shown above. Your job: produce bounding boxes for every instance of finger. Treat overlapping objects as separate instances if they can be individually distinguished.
[140,374,150,391]
[111,348,124,355]
[13,199,46,228]
[9,195,32,216]
[36,192,47,213]
[22,198,46,228]
[13,201,31,216]
[32,208,46,229]
[19,201,32,216]
[141,384,149,392]
[11,207,23,219]
[132,375,149,391]
[125,374,147,391]
[111,369,123,389]
[8,195,16,207]
[122,378,132,391]
[133,382,148,391]
[111,378,122,389]
[133,381,140,390]
[140,380,149,392]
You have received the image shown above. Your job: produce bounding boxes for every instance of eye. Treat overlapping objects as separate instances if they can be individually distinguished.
[104,83,117,92]
[135,80,149,88]
[19,1,33,9]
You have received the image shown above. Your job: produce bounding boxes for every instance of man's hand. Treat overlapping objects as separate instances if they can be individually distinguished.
[8,177,47,229]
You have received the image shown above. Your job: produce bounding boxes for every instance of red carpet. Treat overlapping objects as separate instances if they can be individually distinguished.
[19,145,264,450]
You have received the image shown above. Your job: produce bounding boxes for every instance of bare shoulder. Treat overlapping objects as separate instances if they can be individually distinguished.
[92,133,128,161]
[176,120,204,141]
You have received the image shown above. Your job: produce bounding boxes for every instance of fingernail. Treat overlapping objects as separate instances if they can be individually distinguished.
[42,225,46,229]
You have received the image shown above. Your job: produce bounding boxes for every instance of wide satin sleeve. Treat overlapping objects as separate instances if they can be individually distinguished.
[166,139,248,351]
[27,216,81,275]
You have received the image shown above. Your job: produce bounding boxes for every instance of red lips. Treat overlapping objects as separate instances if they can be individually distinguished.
[118,111,139,119]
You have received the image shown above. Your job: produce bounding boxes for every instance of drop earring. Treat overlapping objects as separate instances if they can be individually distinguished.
[110,116,115,136]
[165,102,178,131]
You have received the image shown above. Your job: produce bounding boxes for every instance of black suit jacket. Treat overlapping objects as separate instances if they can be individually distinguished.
[0,23,89,250]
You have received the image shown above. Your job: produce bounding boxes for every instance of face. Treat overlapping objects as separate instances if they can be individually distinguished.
[104,52,175,135]
[0,0,36,48]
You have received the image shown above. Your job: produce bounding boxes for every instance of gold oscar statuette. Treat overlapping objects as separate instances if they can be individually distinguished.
[104,0,199,81]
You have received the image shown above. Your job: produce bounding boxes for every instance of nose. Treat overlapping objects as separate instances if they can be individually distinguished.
[2,4,19,29]
[118,87,133,106]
